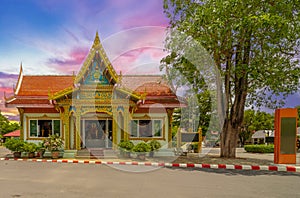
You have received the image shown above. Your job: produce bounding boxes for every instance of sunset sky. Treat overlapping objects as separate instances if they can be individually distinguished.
[0,0,169,119]
[0,0,299,120]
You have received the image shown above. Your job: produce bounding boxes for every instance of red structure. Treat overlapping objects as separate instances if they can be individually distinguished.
[3,130,20,138]
[274,108,298,164]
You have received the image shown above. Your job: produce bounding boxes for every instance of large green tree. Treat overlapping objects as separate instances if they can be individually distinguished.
[0,111,20,135]
[163,0,300,157]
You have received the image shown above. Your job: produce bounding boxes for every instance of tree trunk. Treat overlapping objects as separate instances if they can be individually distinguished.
[220,31,251,158]
[220,118,239,158]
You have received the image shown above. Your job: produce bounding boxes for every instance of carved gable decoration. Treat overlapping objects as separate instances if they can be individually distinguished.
[75,32,119,86]
[83,54,109,85]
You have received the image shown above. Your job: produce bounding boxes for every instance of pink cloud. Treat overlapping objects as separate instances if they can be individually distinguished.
[47,47,89,74]
[0,72,18,89]
[0,86,18,120]
[0,74,20,116]
[115,1,168,28]
[112,47,167,74]
[103,26,166,60]
[0,87,14,94]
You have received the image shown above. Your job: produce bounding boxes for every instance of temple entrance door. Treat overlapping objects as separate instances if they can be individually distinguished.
[82,119,112,148]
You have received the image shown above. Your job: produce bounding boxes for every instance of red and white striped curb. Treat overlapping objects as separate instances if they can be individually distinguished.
[1,157,300,173]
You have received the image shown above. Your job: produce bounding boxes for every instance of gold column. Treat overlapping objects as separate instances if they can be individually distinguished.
[112,118,117,149]
[18,108,24,141]
[123,108,129,141]
[111,104,116,149]
[75,111,81,150]
[167,109,174,148]
[62,106,70,150]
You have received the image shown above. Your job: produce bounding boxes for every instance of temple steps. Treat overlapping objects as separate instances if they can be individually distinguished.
[76,148,118,159]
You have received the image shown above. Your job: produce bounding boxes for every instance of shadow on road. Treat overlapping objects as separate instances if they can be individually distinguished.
[166,167,300,177]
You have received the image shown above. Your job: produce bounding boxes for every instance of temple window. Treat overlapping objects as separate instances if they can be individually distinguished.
[29,119,61,138]
[130,119,163,138]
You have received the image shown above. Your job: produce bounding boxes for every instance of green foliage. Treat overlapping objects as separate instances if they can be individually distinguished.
[118,140,134,152]
[189,143,199,152]
[172,125,178,139]
[163,0,300,108]
[36,142,46,152]
[132,142,151,153]
[171,92,213,137]
[0,112,20,135]
[163,0,300,157]
[239,110,274,146]
[244,144,274,153]
[4,138,24,152]
[23,142,37,153]
[148,140,162,151]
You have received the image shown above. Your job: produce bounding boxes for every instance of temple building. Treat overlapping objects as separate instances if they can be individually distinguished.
[5,32,183,156]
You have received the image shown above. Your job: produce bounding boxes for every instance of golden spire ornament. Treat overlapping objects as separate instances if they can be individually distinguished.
[92,31,100,48]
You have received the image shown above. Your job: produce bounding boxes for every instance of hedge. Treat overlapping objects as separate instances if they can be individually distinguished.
[244,144,274,153]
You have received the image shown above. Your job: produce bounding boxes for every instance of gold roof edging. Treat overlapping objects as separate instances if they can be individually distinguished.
[49,86,77,100]
[115,87,146,100]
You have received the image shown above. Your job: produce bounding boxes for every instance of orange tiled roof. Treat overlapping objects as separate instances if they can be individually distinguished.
[122,75,165,91]
[134,82,174,96]
[7,98,50,105]
[122,75,175,96]
[17,76,74,96]
[121,75,184,107]
[6,74,183,107]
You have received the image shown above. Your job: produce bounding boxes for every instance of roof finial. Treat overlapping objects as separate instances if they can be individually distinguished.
[14,62,24,94]
[20,62,23,74]
[92,31,100,48]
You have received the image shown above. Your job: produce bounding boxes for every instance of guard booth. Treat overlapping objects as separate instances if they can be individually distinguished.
[274,108,298,164]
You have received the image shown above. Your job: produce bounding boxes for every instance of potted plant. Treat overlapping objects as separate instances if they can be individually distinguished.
[44,134,64,159]
[148,140,161,157]
[132,142,151,160]
[4,138,24,158]
[36,142,46,158]
[23,142,37,158]
[118,140,134,158]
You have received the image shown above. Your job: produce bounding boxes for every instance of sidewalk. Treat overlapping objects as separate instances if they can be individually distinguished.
[1,146,300,173]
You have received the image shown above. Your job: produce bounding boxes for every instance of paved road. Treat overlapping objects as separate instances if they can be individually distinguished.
[0,160,299,198]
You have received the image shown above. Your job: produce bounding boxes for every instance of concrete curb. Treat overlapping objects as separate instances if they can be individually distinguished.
[1,157,300,173]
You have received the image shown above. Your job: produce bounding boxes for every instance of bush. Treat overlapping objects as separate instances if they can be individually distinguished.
[36,142,46,152]
[23,142,37,153]
[244,144,274,153]
[4,138,25,152]
[118,140,134,152]
[148,140,161,151]
[132,142,151,153]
